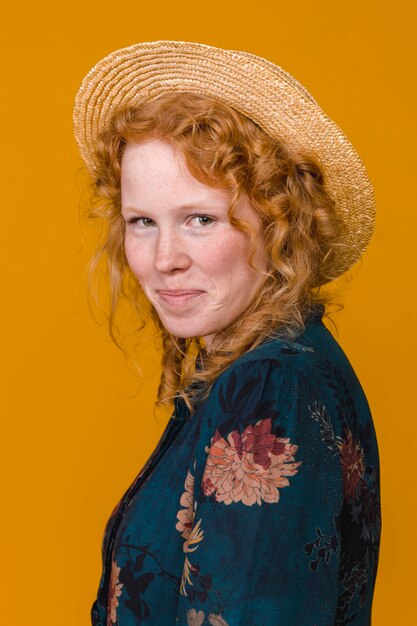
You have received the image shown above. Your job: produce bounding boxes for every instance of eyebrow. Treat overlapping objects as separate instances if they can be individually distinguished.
[121,201,227,213]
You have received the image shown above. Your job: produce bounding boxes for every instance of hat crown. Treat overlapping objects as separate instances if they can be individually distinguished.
[73,40,375,280]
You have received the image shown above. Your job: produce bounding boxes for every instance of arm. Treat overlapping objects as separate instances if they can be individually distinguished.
[174,359,344,626]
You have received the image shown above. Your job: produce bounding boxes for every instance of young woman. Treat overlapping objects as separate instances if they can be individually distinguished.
[74,41,381,626]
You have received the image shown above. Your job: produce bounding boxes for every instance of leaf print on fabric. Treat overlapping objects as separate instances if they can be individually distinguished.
[106,560,123,626]
[309,400,342,455]
[202,417,301,506]
[306,365,380,624]
[310,401,369,501]
[351,467,381,544]
[114,537,181,623]
[180,518,205,595]
[278,341,314,355]
[175,464,208,598]
[337,555,369,624]
[304,522,339,572]
[183,517,204,555]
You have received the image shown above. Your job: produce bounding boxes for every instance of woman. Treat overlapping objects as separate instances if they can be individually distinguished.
[74,41,381,626]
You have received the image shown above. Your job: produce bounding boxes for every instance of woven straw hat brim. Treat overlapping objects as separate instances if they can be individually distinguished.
[73,40,375,279]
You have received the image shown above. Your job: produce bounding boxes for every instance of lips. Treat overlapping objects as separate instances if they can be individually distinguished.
[158,289,204,295]
[157,289,205,306]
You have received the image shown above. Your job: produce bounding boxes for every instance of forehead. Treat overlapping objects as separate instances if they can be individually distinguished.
[121,139,230,211]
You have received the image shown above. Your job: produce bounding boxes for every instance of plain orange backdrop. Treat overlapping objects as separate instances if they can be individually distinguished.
[1,1,416,624]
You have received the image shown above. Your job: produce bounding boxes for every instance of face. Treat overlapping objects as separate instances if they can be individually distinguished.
[121,139,268,346]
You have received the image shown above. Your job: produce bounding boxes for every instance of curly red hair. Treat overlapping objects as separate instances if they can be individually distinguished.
[88,93,343,408]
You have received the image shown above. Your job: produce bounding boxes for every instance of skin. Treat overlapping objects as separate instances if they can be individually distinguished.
[121,138,268,347]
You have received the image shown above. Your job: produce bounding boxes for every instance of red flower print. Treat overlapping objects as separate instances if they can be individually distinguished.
[339,428,365,500]
[202,418,301,506]
[107,560,123,625]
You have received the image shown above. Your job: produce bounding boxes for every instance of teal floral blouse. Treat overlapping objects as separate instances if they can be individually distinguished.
[91,310,381,626]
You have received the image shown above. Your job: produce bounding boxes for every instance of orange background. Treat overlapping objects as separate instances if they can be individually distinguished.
[2,1,416,623]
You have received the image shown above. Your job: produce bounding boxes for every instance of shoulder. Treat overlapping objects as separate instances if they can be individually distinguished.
[200,318,367,425]
[213,318,350,388]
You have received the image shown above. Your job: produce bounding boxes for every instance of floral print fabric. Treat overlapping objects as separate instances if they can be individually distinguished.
[202,418,301,506]
[91,312,380,626]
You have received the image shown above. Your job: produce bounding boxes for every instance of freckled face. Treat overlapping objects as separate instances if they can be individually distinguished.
[121,139,268,346]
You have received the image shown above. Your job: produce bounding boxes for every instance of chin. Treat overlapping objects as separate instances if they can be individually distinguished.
[159,319,213,340]
[165,327,206,339]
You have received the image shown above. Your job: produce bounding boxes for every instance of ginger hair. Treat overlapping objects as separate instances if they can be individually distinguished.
[88,93,344,409]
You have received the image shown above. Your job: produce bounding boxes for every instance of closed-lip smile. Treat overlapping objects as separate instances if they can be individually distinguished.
[158,289,204,295]
[157,289,205,305]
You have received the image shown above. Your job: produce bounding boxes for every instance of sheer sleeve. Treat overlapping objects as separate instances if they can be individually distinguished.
[174,358,347,626]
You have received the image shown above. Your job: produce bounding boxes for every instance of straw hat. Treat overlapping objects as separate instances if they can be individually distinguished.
[73,40,375,278]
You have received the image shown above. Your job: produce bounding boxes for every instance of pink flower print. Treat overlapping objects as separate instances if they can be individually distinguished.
[202,418,301,506]
[176,467,195,540]
[187,609,230,626]
[187,609,205,626]
[107,560,123,625]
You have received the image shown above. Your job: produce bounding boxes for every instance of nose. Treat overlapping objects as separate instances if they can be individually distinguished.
[153,229,191,274]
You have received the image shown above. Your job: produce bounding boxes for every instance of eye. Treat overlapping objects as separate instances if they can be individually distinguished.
[126,216,156,227]
[189,214,215,227]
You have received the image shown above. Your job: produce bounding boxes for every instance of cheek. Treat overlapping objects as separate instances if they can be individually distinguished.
[199,238,238,278]
[206,231,265,283]
[124,238,150,282]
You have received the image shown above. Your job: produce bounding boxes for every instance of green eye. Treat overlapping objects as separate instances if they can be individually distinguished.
[125,216,155,227]
[198,216,213,225]
[190,214,214,226]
